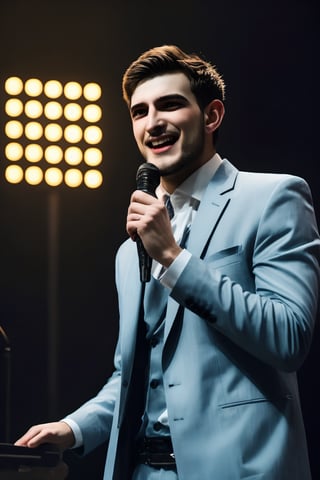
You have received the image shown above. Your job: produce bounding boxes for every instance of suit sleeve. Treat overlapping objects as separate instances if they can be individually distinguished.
[64,341,122,454]
[171,176,320,372]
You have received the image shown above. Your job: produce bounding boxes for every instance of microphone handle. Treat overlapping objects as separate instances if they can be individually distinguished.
[135,163,160,282]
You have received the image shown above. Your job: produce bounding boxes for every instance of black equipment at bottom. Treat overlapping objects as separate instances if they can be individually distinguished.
[0,443,60,469]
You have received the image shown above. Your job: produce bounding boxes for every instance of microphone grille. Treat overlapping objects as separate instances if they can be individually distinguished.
[136,162,160,195]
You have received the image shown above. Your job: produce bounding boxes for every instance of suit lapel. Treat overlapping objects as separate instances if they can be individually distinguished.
[164,159,238,344]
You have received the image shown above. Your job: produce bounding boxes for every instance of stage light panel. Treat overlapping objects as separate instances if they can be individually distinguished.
[3,76,104,188]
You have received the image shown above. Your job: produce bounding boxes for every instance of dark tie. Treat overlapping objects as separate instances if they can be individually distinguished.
[164,195,174,220]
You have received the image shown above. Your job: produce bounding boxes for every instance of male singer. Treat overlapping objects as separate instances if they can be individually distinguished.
[16,45,320,480]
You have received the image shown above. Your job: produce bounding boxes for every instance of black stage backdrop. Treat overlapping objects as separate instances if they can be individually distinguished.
[0,1,318,478]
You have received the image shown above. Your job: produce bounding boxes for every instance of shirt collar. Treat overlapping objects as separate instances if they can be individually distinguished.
[157,153,222,211]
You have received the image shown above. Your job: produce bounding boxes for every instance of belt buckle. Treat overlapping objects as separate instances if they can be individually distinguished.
[146,452,175,468]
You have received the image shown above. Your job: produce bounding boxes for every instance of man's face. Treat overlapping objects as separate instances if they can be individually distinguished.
[130,72,212,185]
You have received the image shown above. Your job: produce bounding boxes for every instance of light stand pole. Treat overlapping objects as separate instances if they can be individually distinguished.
[47,190,60,419]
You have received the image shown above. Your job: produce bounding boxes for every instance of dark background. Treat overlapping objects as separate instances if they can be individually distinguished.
[0,0,318,478]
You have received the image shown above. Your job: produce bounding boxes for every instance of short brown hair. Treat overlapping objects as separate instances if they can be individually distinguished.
[122,45,226,109]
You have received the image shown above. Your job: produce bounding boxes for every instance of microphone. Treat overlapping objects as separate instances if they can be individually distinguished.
[135,162,160,282]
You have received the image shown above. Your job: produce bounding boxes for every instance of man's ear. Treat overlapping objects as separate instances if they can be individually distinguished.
[204,99,225,134]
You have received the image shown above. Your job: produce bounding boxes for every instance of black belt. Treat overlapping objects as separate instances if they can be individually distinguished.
[136,436,176,469]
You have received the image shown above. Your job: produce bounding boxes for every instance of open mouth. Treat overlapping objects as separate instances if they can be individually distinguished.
[147,134,178,150]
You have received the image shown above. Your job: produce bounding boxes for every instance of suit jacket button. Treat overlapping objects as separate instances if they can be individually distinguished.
[153,421,162,432]
[150,379,159,389]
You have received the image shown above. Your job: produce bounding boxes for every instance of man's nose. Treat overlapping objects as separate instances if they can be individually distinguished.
[145,110,165,134]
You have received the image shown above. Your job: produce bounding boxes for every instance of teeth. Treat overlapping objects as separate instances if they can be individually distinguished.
[149,135,175,148]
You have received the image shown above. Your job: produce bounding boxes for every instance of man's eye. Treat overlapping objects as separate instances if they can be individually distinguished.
[132,108,147,119]
[161,100,186,111]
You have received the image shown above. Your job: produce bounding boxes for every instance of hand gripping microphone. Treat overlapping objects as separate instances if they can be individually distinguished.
[135,162,160,282]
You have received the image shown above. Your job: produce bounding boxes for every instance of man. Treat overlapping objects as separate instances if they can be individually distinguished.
[16,45,320,479]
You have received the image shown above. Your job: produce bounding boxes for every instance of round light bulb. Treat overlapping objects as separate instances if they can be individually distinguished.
[64,103,82,121]
[25,100,43,119]
[5,142,24,161]
[25,78,43,97]
[44,101,63,120]
[25,144,43,163]
[45,145,63,164]
[44,123,63,142]
[45,168,63,186]
[5,165,24,184]
[84,170,103,189]
[64,168,83,188]
[83,82,102,101]
[64,124,83,143]
[5,120,24,139]
[65,146,83,165]
[25,122,43,140]
[64,81,82,100]
[44,80,63,99]
[5,98,24,117]
[84,147,102,166]
[84,125,102,144]
[25,166,43,185]
[5,77,23,95]
[83,104,102,123]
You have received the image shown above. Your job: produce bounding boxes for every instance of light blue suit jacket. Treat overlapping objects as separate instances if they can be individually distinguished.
[67,159,320,479]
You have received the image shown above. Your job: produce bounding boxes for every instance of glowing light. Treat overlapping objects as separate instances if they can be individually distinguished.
[25,78,43,97]
[65,146,83,165]
[5,77,23,95]
[64,124,83,143]
[5,165,24,184]
[45,168,63,186]
[83,104,102,123]
[65,169,83,188]
[45,145,63,164]
[5,142,24,161]
[44,123,63,142]
[25,166,43,185]
[5,98,24,117]
[25,144,43,163]
[84,147,102,166]
[44,80,63,99]
[84,170,103,189]
[44,101,63,120]
[83,82,102,101]
[84,125,102,144]
[64,81,82,100]
[25,100,43,119]
[64,103,82,122]
[25,121,43,140]
[5,120,23,139]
